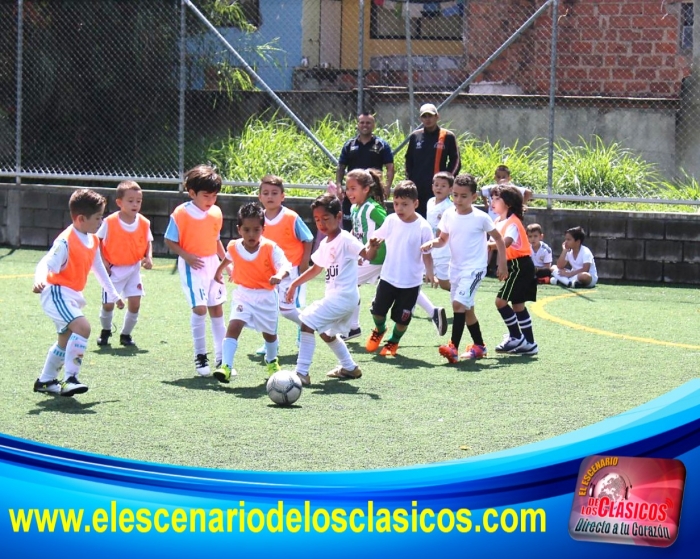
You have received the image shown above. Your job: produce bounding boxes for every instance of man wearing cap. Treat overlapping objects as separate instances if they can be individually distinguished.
[405,103,461,217]
[336,112,395,231]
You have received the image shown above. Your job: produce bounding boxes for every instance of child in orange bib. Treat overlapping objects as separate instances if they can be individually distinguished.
[212,203,291,383]
[33,189,123,397]
[489,185,539,356]
[164,165,227,377]
[96,181,153,348]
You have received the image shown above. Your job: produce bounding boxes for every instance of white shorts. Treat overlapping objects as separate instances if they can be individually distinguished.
[357,263,382,286]
[450,268,486,310]
[178,255,227,308]
[229,286,279,335]
[278,266,306,311]
[300,292,358,336]
[432,254,450,281]
[41,284,86,334]
[103,263,144,303]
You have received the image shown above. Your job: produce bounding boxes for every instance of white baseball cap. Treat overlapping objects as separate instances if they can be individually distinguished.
[419,103,438,116]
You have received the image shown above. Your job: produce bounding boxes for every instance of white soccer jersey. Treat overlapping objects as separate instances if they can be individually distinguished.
[311,230,365,297]
[426,197,453,263]
[438,207,496,281]
[531,241,553,268]
[374,214,434,288]
[565,245,598,282]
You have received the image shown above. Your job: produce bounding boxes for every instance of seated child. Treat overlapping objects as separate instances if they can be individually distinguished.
[550,226,598,288]
[526,223,553,284]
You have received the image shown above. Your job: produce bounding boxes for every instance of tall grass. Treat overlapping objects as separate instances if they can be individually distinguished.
[206,116,699,211]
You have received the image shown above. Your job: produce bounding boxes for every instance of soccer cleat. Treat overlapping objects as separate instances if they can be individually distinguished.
[438,342,459,364]
[379,341,399,356]
[512,341,539,356]
[255,344,266,356]
[194,354,211,377]
[96,329,112,346]
[119,334,136,347]
[341,327,362,341]
[495,334,526,353]
[326,366,362,379]
[213,364,236,383]
[365,329,386,352]
[33,378,61,395]
[570,280,579,288]
[296,372,311,386]
[60,377,88,397]
[549,277,558,285]
[460,344,487,360]
[265,358,281,375]
[432,307,448,336]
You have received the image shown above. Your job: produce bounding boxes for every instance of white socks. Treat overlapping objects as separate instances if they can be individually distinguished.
[295,332,316,376]
[64,334,88,379]
[121,311,138,335]
[327,337,356,371]
[191,313,207,355]
[416,290,436,315]
[40,343,65,382]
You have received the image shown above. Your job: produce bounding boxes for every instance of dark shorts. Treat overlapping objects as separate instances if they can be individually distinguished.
[497,256,537,304]
[370,279,421,325]
[342,196,353,232]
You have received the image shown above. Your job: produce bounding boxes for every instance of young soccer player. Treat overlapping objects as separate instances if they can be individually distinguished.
[343,167,387,340]
[33,189,123,396]
[527,223,553,283]
[421,174,507,363]
[212,203,291,383]
[489,186,539,355]
[365,181,436,357]
[96,180,153,347]
[284,194,373,385]
[550,226,598,288]
[481,165,533,221]
[164,165,227,376]
[256,175,314,353]
[425,171,454,291]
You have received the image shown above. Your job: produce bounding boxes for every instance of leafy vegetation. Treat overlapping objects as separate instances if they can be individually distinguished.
[207,115,700,212]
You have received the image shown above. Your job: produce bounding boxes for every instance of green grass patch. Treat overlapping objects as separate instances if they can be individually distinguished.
[1,247,698,471]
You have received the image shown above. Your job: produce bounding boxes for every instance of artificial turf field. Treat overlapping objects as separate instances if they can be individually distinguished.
[1,247,698,471]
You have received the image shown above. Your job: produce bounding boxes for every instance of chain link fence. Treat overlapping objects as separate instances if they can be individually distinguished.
[1,0,700,206]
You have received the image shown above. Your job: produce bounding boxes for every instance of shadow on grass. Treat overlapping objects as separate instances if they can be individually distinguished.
[244,353,297,368]
[309,379,381,400]
[161,377,227,391]
[94,346,150,356]
[369,347,434,370]
[0,247,16,261]
[28,397,120,415]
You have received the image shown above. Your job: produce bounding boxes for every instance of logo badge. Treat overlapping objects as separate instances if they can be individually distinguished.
[569,455,685,547]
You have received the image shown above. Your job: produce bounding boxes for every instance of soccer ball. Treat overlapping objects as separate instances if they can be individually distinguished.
[266,370,303,406]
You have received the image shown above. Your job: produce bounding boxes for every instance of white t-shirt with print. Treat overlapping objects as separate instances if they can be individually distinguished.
[531,241,553,268]
[374,214,434,288]
[438,207,495,281]
[565,245,598,282]
[311,230,365,296]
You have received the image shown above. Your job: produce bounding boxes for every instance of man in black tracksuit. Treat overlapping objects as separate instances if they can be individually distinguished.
[405,103,461,217]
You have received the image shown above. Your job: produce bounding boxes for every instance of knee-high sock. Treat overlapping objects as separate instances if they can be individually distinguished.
[295,332,316,376]
[451,312,466,347]
[416,290,436,315]
[516,309,535,343]
[222,338,238,368]
[121,311,138,336]
[326,337,356,370]
[191,313,207,355]
[40,343,65,382]
[211,315,226,363]
[497,306,521,338]
[467,321,485,347]
[280,306,302,326]
[265,339,279,363]
[350,300,361,330]
[64,333,88,379]
[100,309,113,330]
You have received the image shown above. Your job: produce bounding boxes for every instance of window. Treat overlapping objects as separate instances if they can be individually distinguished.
[370,1,464,40]
[681,2,693,51]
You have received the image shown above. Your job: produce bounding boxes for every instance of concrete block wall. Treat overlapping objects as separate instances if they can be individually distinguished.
[2,185,700,285]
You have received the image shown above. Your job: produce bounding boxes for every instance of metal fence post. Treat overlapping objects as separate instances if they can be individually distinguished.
[178,0,187,193]
[405,1,415,126]
[547,0,559,209]
[358,0,365,115]
[15,0,23,187]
